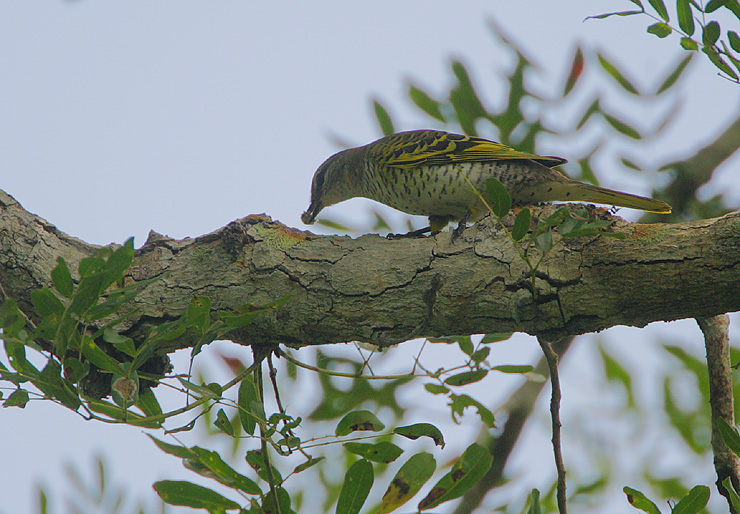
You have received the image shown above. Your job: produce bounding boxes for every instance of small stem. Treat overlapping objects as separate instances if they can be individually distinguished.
[537,335,567,514]
[256,360,282,514]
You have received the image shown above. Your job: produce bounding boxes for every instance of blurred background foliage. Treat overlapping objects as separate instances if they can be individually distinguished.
[29,8,740,514]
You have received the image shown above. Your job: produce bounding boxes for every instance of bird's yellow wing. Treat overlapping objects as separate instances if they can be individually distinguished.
[371,130,566,169]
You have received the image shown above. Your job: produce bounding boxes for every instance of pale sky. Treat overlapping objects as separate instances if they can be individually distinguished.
[1,2,738,513]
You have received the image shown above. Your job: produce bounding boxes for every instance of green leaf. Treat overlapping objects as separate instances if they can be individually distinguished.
[418,443,492,510]
[722,477,740,511]
[672,485,709,514]
[136,389,163,419]
[153,480,240,510]
[336,410,385,436]
[190,446,262,495]
[491,364,534,374]
[81,337,124,375]
[727,0,740,20]
[51,257,74,298]
[470,347,490,364]
[238,375,262,436]
[373,98,395,136]
[603,112,642,139]
[449,60,486,136]
[3,388,29,408]
[527,489,542,514]
[729,31,740,52]
[111,373,139,408]
[647,22,672,38]
[444,369,488,386]
[717,417,740,457]
[534,232,553,254]
[706,0,729,12]
[345,442,403,464]
[511,208,532,241]
[597,53,639,94]
[245,449,282,485]
[703,21,721,45]
[103,327,136,357]
[293,456,324,474]
[336,459,374,514]
[448,394,495,427]
[148,434,197,459]
[30,288,65,318]
[703,46,739,79]
[655,54,693,94]
[623,486,661,514]
[647,0,669,20]
[394,423,445,448]
[480,333,513,344]
[676,0,695,35]
[378,453,436,514]
[408,83,445,122]
[214,408,235,436]
[485,178,512,218]
[0,299,26,338]
[585,10,643,20]
[681,37,699,50]
[424,383,449,395]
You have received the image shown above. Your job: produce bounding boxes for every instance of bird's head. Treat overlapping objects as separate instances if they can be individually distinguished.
[301,148,361,225]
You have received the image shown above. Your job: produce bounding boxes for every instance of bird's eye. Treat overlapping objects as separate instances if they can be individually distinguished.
[314,171,325,189]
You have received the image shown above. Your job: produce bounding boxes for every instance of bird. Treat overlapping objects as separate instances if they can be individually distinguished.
[301,130,671,235]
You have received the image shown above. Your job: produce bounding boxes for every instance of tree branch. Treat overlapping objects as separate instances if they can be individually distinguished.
[1,189,739,354]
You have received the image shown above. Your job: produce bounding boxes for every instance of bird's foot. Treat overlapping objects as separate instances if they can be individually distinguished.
[386,226,432,239]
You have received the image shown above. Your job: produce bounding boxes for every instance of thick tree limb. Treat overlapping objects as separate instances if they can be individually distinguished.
[0,189,739,353]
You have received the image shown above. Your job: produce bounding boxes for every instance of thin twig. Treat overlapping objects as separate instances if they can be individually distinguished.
[697,314,739,513]
[537,335,567,514]
[255,357,282,514]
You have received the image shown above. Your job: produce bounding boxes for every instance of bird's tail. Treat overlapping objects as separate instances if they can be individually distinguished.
[550,182,672,214]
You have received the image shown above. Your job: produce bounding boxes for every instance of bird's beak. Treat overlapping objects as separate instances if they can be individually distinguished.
[301,200,322,225]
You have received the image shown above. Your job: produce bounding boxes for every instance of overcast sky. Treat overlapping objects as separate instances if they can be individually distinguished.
[1,2,739,513]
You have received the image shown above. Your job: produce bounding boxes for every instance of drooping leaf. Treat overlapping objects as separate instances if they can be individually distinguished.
[705,0,729,12]
[336,410,385,436]
[598,53,639,94]
[408,83,445,122]
[722,477,740,511]
[584,10,643,20]
[336,459,374,514]
[418,443,492,510]
[647,0,669,21]
[394,423,445,447]
[717,417,740,457]
[676,0,695,35]
[655,54,693,94]
[238,375,262,436]
[729,31,740,53]
[373,98,395,136]
[563,46,584,96]
[377,452,436,514]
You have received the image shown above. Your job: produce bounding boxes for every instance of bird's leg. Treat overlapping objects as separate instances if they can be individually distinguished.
[386,226,432,239]
[450,211,472,243]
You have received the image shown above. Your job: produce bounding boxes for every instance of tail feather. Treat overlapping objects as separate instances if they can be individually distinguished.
[550,182,671,214]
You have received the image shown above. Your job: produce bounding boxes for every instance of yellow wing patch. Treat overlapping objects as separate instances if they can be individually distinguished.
[372,130,566,169]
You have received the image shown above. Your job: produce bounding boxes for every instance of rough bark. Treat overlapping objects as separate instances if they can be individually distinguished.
[1,189,739,354]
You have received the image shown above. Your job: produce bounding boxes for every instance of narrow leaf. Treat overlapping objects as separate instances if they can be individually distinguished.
[378,453,436,514]
[598,53,639,94]
[153,480,240,510]
[603,112,642,139]
[676,0,695,35]
[585,10,643,20]
[722,477,740,511]
[717,417,740,457]
[647,0,669,21]
[492,364,534,374]
[527,489,542,514]
[3,388,30,408]
[336,459,374,514]
[444,369,488,386]
[51,258,74,298]
[373,98,395,136]
[730,31,740,53]
[655,54,693,94]
[563,46,584,96]
[706,0,729,12]
[344,442,403,464]
[408,83,445,122]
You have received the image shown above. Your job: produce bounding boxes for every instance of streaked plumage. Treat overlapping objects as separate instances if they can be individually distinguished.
[301,130,671,233]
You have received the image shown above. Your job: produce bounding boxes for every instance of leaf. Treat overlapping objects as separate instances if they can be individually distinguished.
[336,410,385,436]
[238,375,262,436]
[485,178,512,218]
[136,389,163,419]
[706,0,729,12]
[81,337,124,375]
[647,22,672,38]
[672,485,710,514]
[3,388,29,408]
[655,54,693,94]
[511,209,532,241]
[722,477,740,512]
[103,327,136,357]
[394,423,445,447]
[424,383,449,395]
[30,288,64,318]
[336,459,374,514]
[470,347,490,364]
[491,364,534,374]
[408,83,445,122]
[603,112,642,139]
[344,442,403,463]
[563,46,584,96]
[717,417,740,457]
[729,31,740,53]
[444,369,488,386]
[676,0,695,35]
[623,486,661,514]
[534,232,553,254]
[597,53,639,94]
[190,446,262,495]
[245,449,282,485]
[373,98,395,136]
[647,0,669,21]
[448,394,495,427]
[153,480,240,510]
[681,37,699,50]
[292,456,324,474]
[51,257,74,298]
[702,46,739,79]
[214,408,235,436]
[418,443,492,510]
[378,453,436,514]
[527,489,542,514]
[703,21,721,45]
[585,10,643,20]
[148,434,196,459]
[480,333,513,344]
